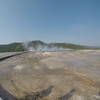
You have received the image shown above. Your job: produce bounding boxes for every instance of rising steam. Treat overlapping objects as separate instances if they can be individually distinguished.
[22,41,72,51]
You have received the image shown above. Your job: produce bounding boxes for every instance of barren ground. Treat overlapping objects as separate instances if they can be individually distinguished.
[0,50,100,100]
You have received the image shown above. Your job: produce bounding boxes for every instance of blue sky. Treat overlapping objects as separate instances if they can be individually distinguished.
[0,0,100,46]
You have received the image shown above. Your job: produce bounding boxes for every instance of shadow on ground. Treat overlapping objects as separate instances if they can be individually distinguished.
[0,84,77,100]
[0,84,54,100]
[59,89,76,100]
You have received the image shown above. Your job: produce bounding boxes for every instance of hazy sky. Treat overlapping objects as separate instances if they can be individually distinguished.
[0,0,100,46]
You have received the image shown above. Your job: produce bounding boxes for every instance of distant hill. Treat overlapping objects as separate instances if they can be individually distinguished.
[0,40,99,52]
[0,43,24,52]
[49,43,88,50]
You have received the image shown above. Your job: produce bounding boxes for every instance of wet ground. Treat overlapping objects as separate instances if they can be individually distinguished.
[0,50,100,100]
